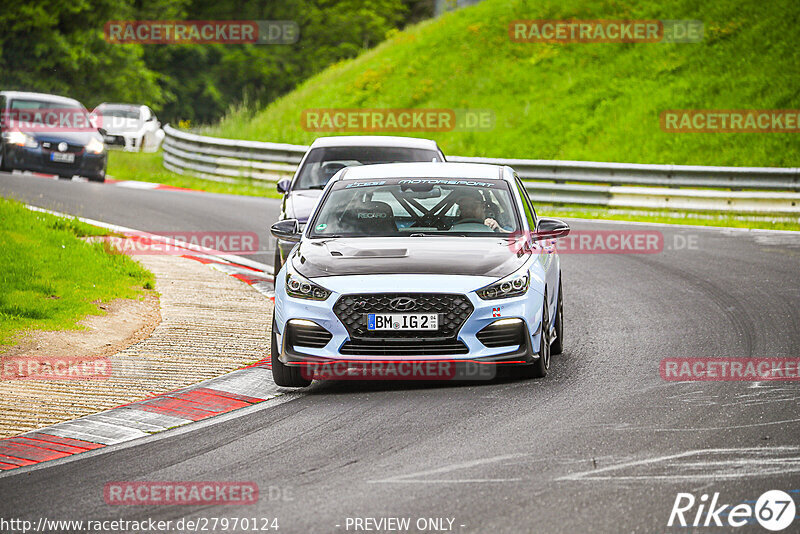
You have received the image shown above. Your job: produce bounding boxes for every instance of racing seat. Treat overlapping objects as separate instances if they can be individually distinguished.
[339,201,396,235]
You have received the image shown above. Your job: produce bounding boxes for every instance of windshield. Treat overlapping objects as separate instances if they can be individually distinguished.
[97,108,140,120]
[7,99,90,127]
[95,108,142,130]
[293,146,442,190]
[308,178,520,237]
[10,99,83,113]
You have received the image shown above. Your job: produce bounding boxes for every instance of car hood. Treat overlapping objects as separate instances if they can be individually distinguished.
[29,130,102,144]
[285,189,323,222]
[293,237,528,278]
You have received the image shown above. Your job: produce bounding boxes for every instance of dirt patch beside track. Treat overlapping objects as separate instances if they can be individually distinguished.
[0,255,273,438]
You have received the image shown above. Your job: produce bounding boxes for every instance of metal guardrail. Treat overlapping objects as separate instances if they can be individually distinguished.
[162,125,305,183]
[162,124,800,213]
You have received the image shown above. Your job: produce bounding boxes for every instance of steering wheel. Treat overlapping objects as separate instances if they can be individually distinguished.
[451,218,508,233]
[319,162,347,183]
[450,219,492,232]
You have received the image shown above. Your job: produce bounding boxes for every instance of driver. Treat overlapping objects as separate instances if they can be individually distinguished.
[314,162,347,188]
[454,190,508,232]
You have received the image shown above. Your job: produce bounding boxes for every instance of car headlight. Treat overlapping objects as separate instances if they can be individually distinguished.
[285,266,331,301]
[4,130,38,148]
[86,137,105,154]
[477,270,530,300]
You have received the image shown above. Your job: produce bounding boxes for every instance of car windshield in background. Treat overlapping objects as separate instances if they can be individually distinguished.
[97,108,139,120]
[95,108,142,130]
[309,178,520,238]
[294,146,442,190]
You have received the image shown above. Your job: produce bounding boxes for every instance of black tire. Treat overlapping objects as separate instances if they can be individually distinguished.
[87,174,106,183]
[0,147,9,172]
[516,293,551,379]
[273,248,283,280]
[270,318,311,387]
[58,174,72,180]
[551,277,564,355]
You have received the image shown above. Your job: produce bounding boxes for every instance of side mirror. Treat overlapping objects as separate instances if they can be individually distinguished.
[534,218,570,240]
[271,219,301,243]
[276,178,290,194]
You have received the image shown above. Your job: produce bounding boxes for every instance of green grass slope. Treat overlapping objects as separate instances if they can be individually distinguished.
[0,198,155,346]
[206,0,799,167]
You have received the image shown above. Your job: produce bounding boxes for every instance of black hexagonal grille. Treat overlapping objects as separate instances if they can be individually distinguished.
[333,293,474,340]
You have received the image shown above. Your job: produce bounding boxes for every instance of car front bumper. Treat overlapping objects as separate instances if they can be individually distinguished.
[103,132,143,151]
[4,144,107,178]
[273,273,546,373]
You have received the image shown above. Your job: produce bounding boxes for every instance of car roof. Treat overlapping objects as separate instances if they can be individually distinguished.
[309,135,440,150]
[0,91,82,106]
[338,162,509,181]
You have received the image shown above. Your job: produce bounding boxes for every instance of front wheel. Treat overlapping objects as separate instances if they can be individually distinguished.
[0,148,9,172]
[551,277,564,355]
[270,318,311,387]
[273,248,283,279]
[516,293,551,379]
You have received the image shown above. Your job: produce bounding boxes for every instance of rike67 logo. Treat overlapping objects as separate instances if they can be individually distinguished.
[668,490,796,531]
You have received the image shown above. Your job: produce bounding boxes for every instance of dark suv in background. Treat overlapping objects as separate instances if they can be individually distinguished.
[273,135,446,273]
[0,91,107,182]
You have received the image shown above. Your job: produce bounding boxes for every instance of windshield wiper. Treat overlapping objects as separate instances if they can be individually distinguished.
[306,185,326,190]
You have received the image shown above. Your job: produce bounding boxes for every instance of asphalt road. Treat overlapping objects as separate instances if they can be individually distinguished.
[2,171,800,533]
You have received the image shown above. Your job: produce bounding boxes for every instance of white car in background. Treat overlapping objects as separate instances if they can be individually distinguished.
[91,103,164,152]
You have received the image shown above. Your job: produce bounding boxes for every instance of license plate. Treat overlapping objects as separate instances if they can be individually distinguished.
[51,152,75,163]
[367,313,438,331]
